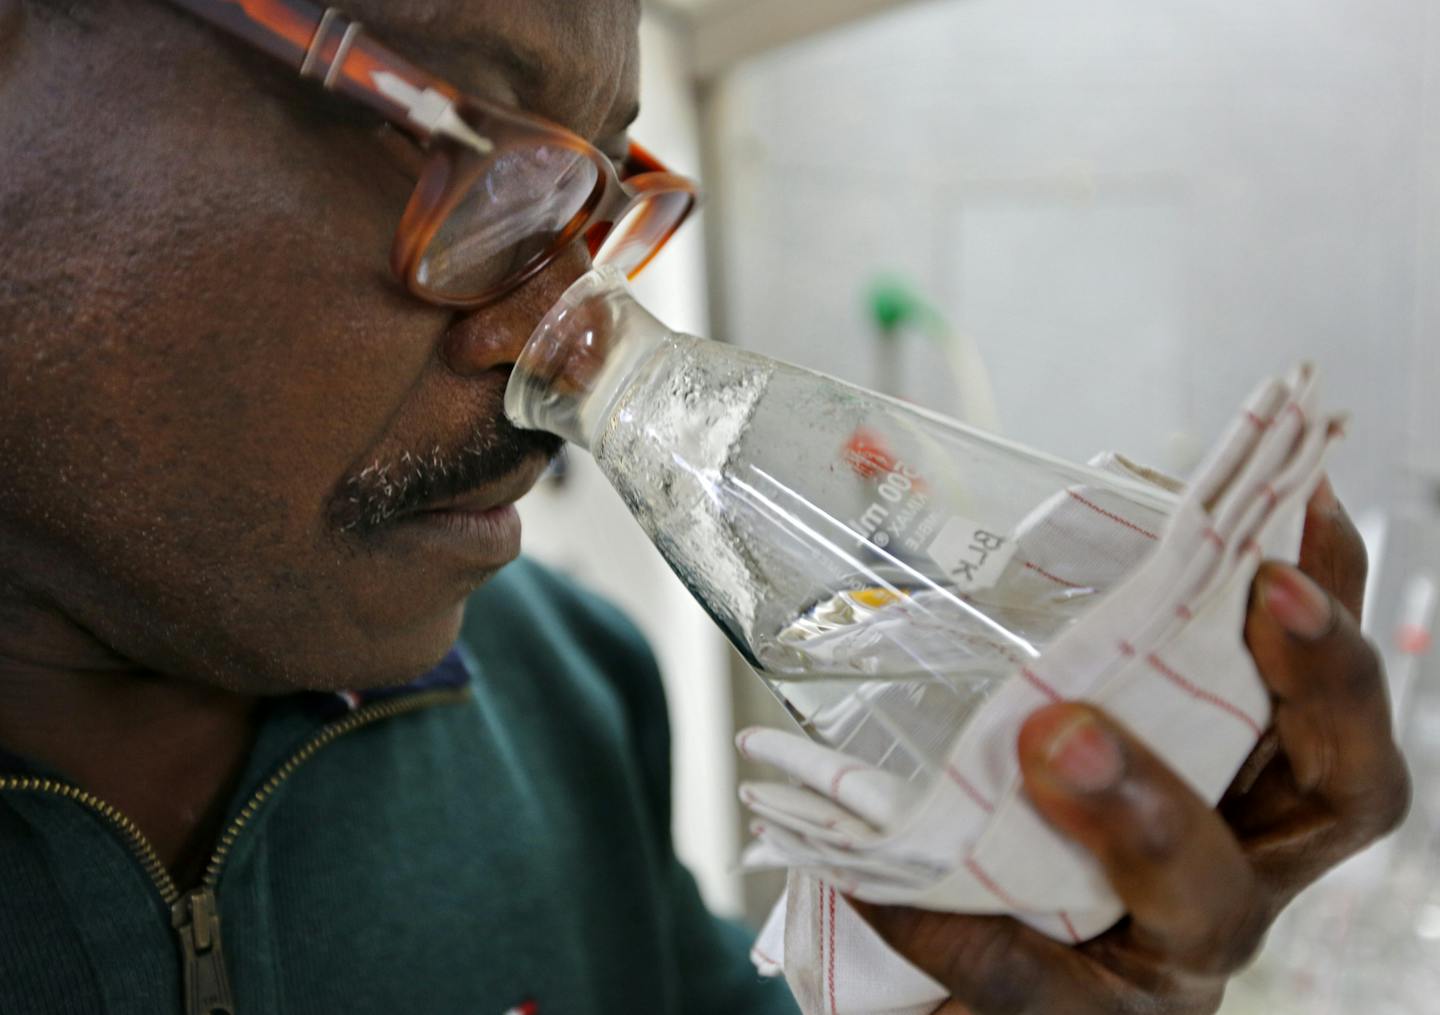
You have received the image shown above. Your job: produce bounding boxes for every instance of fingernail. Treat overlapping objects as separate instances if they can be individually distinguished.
[1262,564,1333,640]
[1310,475,1339,518]
[1043,713,1124,794]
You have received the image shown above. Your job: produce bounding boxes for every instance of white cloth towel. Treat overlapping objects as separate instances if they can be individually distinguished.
[743,366,1339,1014]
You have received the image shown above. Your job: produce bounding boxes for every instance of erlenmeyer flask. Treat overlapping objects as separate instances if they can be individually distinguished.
[506,267,1178,787]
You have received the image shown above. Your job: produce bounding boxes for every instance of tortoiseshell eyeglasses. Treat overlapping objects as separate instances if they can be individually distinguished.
[162,0,699,309]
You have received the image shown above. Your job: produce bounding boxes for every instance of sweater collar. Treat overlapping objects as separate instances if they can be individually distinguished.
[0,647,475,774]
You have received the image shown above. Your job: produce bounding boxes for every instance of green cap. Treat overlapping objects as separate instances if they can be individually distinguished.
[868,276,944,338]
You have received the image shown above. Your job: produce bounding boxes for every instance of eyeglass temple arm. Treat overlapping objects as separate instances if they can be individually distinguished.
[160,0,492,151]
[623,142,667,176]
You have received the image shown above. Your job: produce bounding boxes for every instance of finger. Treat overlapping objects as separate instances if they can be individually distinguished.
[1017,703,1268,976]
[1218,746,1306,837]
[1225,729,1281,799]
[1296,476,1367,619]
[1245,563,1410,852]
[1224,495,1376,830]
[847,901,1169,1015]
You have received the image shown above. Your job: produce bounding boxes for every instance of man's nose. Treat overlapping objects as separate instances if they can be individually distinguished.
[440,244,595,376]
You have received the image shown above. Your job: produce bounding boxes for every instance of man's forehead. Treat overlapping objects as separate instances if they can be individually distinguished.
[347,0,640,139]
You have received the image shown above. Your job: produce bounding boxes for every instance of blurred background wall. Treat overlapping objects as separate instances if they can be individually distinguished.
[707,0,1424,499]
[520,1,1440,1009]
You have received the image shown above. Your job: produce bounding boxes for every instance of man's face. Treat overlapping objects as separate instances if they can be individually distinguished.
[0,0,641,691]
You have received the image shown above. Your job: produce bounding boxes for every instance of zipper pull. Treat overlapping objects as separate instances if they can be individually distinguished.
[172,887,237,1015]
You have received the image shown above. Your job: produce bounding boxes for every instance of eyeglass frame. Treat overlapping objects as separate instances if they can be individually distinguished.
[159,0,700,309]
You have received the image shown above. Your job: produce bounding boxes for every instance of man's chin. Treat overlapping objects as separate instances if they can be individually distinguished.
[326,596,476,694]
[222,528,523,696]
[240,584,483,696]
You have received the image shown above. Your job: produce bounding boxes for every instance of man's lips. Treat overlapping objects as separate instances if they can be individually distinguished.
[377,454,552,573]
[400,454,550,520]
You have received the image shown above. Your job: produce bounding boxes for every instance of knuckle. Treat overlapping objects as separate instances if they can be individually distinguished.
[1327,749,1410,857]
[1369,754,1413,838]
[1347,530,1370,586]
[1086,944,1223,1014]
[1151,868,1267,978]
[1312,503,1367,576]
[936,919,1043,1015]
[1122,785,1191,867]
[1301,505,1369,616]
[1199,905,1270,977]
[1175,985,1228,1015]
[1331,631,1385,701]
[1337,508,1370,578]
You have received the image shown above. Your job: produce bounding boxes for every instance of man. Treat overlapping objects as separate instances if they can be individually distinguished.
[0,1,1410,1013]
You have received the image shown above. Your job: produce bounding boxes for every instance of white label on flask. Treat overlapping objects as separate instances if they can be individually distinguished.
[926,516,1018,591]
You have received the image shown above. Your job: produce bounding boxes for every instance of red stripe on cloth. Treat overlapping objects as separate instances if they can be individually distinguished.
[736,729,759,760]
[1059,911,1082,943]
[965,856,1024,910]
[1066,491,1160,540]
[829,764,866,800]
[945,764,995,813]
[827,886,839,1015]
[817,879,826,1008]
[1204,528,1226,552]
[1117,640,1137,658]
[750,946,781,968]
[1261,483,1280,510]
[1175,604,1194,621]
[1245,410,1272,430]
[1024,560,1086,589]
[1020,667,1063,704]
[1146,653,1263,736]
[1286,402,1308,428]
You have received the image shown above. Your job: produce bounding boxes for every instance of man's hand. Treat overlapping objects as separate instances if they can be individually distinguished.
[850,481,1412,1014]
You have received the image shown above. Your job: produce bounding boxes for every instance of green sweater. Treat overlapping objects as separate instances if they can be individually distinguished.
[0,559,799,1015]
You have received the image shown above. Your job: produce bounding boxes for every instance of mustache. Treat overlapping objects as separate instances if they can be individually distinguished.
[329,416,563,537]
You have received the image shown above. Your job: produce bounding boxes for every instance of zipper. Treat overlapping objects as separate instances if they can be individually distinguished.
[173,886,234,1015]
[0,687,469,1014]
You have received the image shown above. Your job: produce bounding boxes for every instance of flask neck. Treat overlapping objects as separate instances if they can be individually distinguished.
[504,267,674,451]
